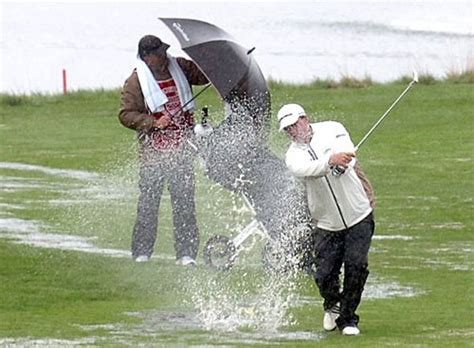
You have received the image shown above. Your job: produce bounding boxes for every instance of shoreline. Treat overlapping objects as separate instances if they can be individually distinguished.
[1,69,473,99]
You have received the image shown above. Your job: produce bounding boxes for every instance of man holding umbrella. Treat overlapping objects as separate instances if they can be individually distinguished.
[118,35,208,265]
[278,103,375,336]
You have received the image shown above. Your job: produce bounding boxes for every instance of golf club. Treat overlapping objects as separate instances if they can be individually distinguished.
[355,69,419,151]
[332,70,418,177]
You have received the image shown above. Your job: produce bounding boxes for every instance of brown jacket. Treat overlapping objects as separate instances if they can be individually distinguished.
[118,57,208,132]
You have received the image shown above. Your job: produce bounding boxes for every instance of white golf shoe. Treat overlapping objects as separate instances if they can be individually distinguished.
[342,325,360,336]
[323,305,340,331]
[176,256,197,266]
[134,255,150,262]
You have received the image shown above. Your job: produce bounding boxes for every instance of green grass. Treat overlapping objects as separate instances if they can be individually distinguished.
[0,80,473,346]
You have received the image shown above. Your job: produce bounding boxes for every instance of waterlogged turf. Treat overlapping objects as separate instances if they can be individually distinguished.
[0,82,472,347]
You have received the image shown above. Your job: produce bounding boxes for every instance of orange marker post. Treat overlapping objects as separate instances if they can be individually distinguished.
[62,69,67,94]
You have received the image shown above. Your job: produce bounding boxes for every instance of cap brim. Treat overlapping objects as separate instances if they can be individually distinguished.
[157,42,170,53]
[279,114,299,131]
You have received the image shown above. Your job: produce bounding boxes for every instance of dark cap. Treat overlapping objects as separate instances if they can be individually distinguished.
[138,35,170,59]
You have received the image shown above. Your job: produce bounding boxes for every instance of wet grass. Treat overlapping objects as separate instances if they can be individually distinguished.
[0,80,473,346]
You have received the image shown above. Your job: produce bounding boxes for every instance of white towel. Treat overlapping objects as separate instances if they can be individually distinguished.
[168,56,195,113]
[136,55,195,114]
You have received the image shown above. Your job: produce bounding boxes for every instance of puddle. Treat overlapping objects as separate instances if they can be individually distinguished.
[0,337,97,347]
[0,217,173,261]
[0,217,128,257]
[294,276,422,306]
[364,278,423,299]
[0,161,99,180]
[373,234,416,241]
[75,309,324,345]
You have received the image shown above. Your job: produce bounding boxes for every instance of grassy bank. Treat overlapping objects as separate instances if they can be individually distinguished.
[0,79,473,346]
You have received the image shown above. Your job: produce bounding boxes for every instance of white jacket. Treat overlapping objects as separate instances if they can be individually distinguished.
[285,121,372,231]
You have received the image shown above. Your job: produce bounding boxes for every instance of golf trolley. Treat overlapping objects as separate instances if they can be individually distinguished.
[192,109,310,272]
[190,113,259,271]
[202,193,282,271]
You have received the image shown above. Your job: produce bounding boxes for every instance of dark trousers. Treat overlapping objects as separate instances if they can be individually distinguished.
[313,213,374,328]
[131,146,199,260]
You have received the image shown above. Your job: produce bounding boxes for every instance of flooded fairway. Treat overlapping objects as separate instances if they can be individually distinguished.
[0,161,445,346]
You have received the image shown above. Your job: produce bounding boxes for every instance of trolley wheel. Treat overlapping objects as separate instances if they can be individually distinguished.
[262,240,291,274]
[203,235,237,271]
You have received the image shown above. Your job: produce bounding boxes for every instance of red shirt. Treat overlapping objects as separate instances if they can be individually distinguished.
[150,78,194,150]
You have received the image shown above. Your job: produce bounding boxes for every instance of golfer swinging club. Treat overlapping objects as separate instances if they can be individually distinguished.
[278,103,375,336]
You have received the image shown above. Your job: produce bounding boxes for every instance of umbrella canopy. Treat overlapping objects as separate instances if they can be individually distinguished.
[160,18,269,107]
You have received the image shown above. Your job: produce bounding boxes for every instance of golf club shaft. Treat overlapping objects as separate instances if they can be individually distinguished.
[355,79,417,151]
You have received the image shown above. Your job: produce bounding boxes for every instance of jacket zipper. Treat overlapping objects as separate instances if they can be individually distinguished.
[307,145,348,230]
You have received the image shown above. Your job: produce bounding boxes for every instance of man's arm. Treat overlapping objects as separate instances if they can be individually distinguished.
[286,122,356,178]
[286,149,356,178]
[285,146,332,178]
[177,57,209,85]
[118,71,155,131]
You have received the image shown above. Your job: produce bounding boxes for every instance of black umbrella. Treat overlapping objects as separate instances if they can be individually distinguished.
[160,17,269,104]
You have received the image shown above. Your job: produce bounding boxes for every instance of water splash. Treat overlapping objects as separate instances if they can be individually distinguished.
[187,271,299,333]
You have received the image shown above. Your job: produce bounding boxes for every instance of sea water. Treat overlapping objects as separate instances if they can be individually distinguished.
[1,0,472,94]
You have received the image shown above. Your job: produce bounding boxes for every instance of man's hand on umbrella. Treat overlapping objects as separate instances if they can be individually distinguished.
[329,152,356,169]
[152,114,173,130]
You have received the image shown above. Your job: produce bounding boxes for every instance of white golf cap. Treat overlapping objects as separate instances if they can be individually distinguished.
[277,103,306,131]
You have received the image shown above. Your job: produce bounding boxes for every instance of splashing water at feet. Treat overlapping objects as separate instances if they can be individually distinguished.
[187,270,300,333]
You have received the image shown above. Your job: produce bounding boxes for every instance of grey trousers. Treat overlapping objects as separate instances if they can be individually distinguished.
[131,146,199,260]
[313,213,374,328]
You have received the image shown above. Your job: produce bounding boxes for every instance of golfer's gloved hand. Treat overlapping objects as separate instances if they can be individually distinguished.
[329,152,355,177]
